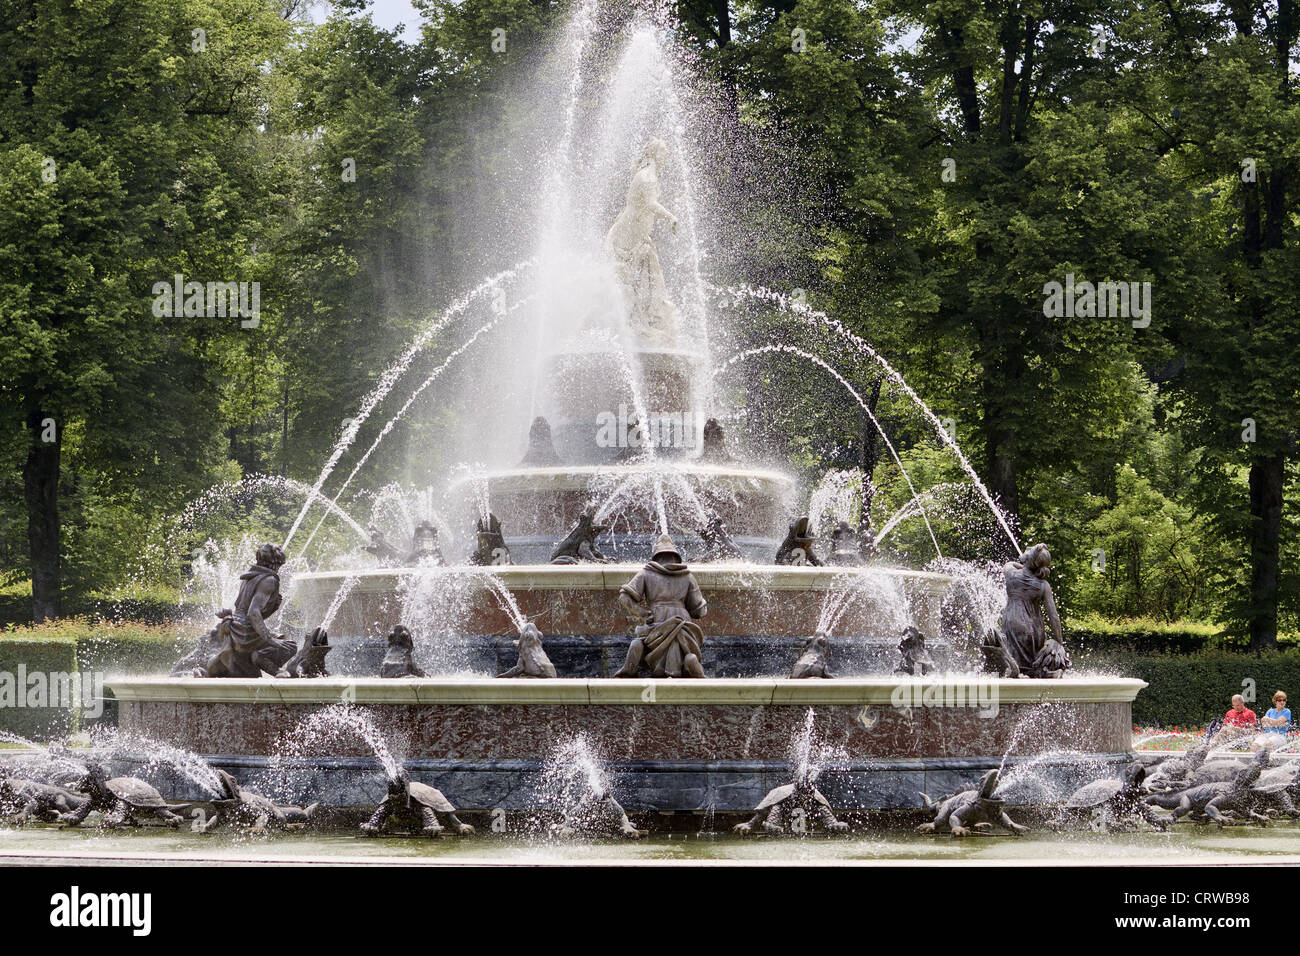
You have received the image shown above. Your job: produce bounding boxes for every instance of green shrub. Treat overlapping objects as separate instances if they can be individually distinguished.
[0,637,80,740]
[0,618,193,741]
[0,581,200,628]
[1102,649,1300,727]
[1067,614,1223,654]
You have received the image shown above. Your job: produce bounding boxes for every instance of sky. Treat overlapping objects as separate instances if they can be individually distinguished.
[359,0,423,34]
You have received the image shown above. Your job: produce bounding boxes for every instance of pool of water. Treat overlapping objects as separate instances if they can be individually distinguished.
[2,823,1297,865]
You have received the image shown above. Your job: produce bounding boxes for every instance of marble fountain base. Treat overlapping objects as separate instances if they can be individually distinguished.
[105,677,1145,814]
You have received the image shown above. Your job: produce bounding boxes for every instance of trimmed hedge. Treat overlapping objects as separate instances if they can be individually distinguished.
[0,639,80,741]
[0,619,189,740]
[1104,649,1300,727]
[0,582,200,628]
[1066,615,1224,654]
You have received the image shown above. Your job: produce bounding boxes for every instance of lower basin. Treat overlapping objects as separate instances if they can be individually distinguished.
[106,676,1146,813]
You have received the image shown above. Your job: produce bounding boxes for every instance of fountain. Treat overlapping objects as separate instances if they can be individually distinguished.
[15,9,1151,844]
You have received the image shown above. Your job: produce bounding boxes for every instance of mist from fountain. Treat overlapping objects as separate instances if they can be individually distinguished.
[716,344,942,556]
[712,283,1022,553]
[532,733,614,837]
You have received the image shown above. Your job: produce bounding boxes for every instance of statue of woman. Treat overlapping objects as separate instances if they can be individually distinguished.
[606,138,680,347]
[982,543,1070,678]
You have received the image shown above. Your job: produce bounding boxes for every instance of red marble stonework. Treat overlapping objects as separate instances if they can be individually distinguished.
[118,699,1133,762]
[300,574,943,640]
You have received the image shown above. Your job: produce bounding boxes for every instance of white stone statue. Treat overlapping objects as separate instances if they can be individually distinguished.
[607,138,680,347]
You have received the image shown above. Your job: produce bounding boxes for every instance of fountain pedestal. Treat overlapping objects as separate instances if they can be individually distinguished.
[105,677,1146,813]
[541,346,708,463]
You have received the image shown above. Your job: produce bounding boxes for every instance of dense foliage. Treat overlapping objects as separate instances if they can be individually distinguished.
[1,0,1296,648]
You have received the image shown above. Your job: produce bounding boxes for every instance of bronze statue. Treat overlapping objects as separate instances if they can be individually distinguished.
[201,544,296,678]
[557,787,646,839]
[790,631,834,678]
[550,511,612,564]
[171,621,225,676]
[827,521,863,566]
[1055,762,1168,832]
[498,622,556,678]
[379,625,426,678]
[696,514,745,562]
[365,525,403,564]
[917,768,1027,837]
[278,626,331,678]
[895,626,934,676]
[59,762,190,829]
[614,533,707,678]
[856,521,879,561]
[0,767,88,824]
[775,516,821,566]
[361,768,474,837]
[201,769,318,832]
[981,544,1070,679]
[733,769,849,835]
[469,512,511,565]
[405,521,445,565]
[520,416,562,466]
[699,417,732,462]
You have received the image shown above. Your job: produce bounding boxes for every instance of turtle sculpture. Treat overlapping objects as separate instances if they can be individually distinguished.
[378,625,426,678]
[1178,758,1254,789]
[827,521,865,566]
[59,763,190,829]
[1141,740,1212,792]
[469,512,512,566]
[365,525,404,564]
[917,768,1027,837]
[201,769,318,832]
[557,787,646,839]
[1144,752,1270,826]
[278,626,331,678]
[775,516,821,566]
[405,521,445,565]
[696,514,745,562]
[360,769,474,837]
[1054,762,1167,832]
[698,417,732,463]
[519,416,562,467]
[1242,769,1300,820]
[498,622,556,678]
[790,631,834,679]
[732,771,849,835]
[550,511,611,564]
[0,767,88,824]
[894,626,934,676]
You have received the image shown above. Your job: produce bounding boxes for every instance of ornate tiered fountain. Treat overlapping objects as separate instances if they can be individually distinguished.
[104,119,1144,825]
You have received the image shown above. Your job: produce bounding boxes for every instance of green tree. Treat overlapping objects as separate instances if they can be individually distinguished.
[0,0,291,618]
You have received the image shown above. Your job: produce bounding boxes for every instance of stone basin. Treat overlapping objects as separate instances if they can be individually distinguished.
[291,563,953,640]
[106,675,1146,813]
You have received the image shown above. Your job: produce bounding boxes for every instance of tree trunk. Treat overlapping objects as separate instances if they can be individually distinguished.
[1247,453,1284,650]
[713,0,737,122]
[858,377,883,527]
[23,407,61,621]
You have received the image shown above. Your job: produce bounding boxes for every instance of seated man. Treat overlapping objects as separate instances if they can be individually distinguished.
[1210,694,1257,748]
[203,543,297,678]
[614,534,707,678]
[1252,691,1291,752]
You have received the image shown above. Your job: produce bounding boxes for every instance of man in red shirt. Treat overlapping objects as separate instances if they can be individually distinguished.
[1211,694,1257,746]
